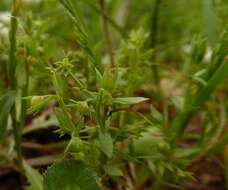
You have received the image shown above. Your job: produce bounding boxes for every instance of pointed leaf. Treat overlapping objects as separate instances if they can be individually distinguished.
[97,132,113,158]
[171,96,185,112]
[54,108,75,134]
[0,90,16,140]
[51,71,67,97]
[114,97,149,105]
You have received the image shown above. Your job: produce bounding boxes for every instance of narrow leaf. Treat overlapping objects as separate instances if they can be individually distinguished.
[0,90,16,140]
[114,97,149,105]
[23,160,43,190]
[202,0,218,46]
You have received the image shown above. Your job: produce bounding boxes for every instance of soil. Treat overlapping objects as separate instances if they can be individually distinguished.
[185,156,226,190]
[0,170,22,190]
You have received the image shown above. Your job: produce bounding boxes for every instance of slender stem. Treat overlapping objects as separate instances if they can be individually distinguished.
[17,55,29,173]
[224,136,228,189]
[83,0,127,38]
[19,55,29,139]
[9,0,23,172]
[150,0,168,131]
[9,0,18,89]
[150,0,161,87]
[99,0,115,67]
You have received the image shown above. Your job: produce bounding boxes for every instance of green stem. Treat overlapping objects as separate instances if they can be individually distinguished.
[9,0,18,89]
[150,0,161,88]
[224,137,228,189]
[83,0,127,38]
[8,0,23,172]
[150,0,168,131]
[19,57,29,142]
[96,90,106,131]
[20,74,28,125]
[99,0,115,67]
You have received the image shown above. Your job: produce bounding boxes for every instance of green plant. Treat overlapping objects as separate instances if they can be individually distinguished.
[0,0,228,190]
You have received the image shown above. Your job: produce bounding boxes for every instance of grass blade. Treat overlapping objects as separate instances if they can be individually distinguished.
[23,160,43,190]
[202,0,218,46]
[0,90,16,140]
